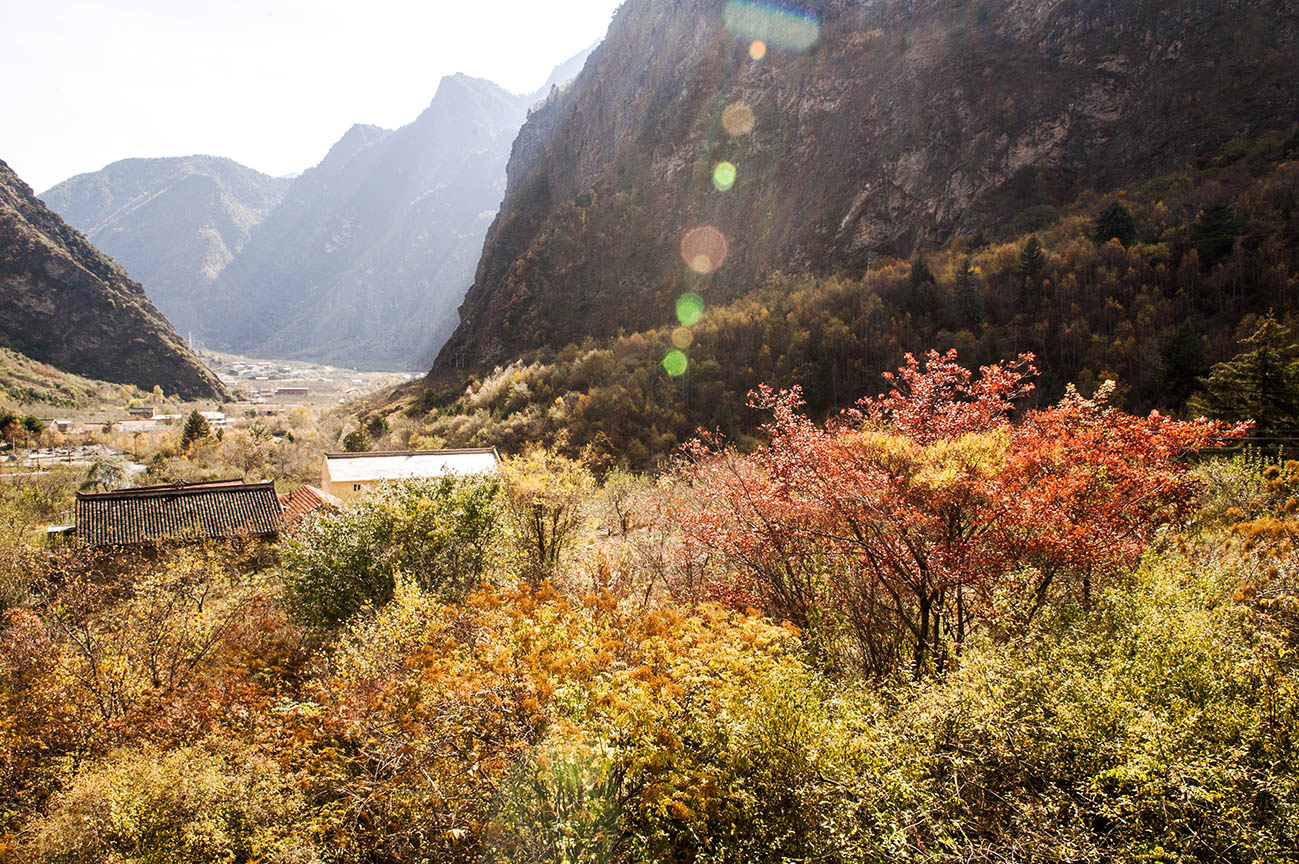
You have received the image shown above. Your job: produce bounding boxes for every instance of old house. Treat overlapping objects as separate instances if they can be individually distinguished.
[279,483,343,527]
[320,448,501,502]
[74,480,283,548]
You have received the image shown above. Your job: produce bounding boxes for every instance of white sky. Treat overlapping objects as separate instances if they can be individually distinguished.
[1,0,622,192]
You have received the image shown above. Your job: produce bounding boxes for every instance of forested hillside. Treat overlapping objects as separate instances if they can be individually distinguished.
[383,131,1299,469]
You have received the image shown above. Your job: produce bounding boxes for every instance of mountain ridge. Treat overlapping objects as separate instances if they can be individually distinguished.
[39,49,599,371]
[0,159,227,400]
[40,156,290,341]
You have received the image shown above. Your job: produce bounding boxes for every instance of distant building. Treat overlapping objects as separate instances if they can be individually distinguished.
[321,448,501,502]
[117,419,164,433]
[200,411,227,428]
[274,387,309,397]
[279,484,343,526]
[128,406,156,418]
[75,480,283,548]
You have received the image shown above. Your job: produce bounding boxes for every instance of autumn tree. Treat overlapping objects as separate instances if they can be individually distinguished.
[0,411,21,450]
[502,449,594,587]
[681,351,1246,677]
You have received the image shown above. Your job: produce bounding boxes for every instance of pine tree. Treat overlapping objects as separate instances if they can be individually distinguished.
[1091,200,1138,247]
[909,254,935,291]
[1190,203,1241,268]
[1161,321,1208,405]
[1196,316,1299,431]
[955,258,983,325]
[180,410,211,450]
[908,254,938,319]
[1016,236,1045,294]
[342,430,373,452]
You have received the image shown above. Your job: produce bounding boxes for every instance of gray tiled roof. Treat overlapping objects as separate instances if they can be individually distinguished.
[75,480,283,547]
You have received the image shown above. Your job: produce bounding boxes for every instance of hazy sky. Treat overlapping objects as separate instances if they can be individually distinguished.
[1,0,622,192]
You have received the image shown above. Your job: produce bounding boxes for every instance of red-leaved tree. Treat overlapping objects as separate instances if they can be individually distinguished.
[678,350,1248,678]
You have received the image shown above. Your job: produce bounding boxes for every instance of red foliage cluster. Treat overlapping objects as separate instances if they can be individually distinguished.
[679,350,1250,676]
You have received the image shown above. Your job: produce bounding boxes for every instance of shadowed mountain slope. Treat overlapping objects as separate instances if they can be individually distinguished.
[0,160,226,400]
[436,0,1299,370]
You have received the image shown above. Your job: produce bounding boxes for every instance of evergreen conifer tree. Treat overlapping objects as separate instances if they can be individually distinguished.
[955,258,983,325]
[1016,236,1045,294]
[1190,203,1241,268]
[1161,321,1208,405]
[1091,200,1138,247]
[1195,315,1299,431]
[342,430,373,453]
[180,410,211,450]
[909,255,935,291]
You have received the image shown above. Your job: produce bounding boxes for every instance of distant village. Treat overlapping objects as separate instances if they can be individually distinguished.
[1,353,414,465]
[0,351,430,553]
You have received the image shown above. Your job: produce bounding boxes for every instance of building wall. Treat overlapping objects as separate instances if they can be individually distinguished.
[319,456,379,503]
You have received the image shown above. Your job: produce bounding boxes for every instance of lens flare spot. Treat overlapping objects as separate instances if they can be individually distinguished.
[663,350,689,378]
[723,2,820,53]
[721,102,755,137]
[681,226,728,274]
[749,39,768,60]
[713,161,737,192]
[672,326,694,349]
[676,293,705,327]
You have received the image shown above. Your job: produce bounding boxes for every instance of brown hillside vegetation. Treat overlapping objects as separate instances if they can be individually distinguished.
[384,130,1299,470]
[0,160,226,400]
[1,357,1297,862]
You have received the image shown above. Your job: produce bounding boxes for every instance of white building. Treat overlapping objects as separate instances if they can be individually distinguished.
[321,448,501,501]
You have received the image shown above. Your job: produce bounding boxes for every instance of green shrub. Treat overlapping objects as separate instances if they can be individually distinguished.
[280,476,506,626]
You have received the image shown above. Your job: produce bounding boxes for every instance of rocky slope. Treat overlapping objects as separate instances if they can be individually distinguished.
[40,156,290,340]
[208,73,533,370]
[0,160,226,400]
[436,0,1299,369]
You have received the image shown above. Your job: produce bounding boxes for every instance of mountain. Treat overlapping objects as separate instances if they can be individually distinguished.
[0,345,142,410]
[435,0,1299,370]
[380,128,1299,470]
[40,157,290,340]
[0,159,226,400]
[207,73,533,370]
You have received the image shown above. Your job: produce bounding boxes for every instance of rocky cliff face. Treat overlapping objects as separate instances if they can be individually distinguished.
[40,156,290,341]
[436,0,1299,369]
[0,160,226,400]
[204,74,536,370]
